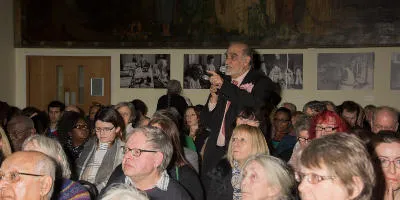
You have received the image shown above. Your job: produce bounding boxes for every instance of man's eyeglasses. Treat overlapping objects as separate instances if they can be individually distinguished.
[73,124,88,130]
[315,126,338,132]
[378,157,400,168]
[294,171,336,184]
[123,147,158,157]
[0,170,44,183]
[297,137,311,143]
[95,126,115,134]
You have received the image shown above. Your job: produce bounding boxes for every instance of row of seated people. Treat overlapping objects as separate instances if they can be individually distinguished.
[0,98,398,200]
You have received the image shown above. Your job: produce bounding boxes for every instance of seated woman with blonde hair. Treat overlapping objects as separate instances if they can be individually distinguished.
[205,124,270,200]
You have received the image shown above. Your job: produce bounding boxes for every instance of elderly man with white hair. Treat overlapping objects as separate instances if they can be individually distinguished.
[0,151,56,200]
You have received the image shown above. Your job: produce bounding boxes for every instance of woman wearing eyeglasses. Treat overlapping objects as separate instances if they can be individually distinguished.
[310,110,348,139]
[75,107,125,192]
[288,114,312,171]
[270,107,292,150]
[57,111,90,162]
[372,131,400,200]
[297,132,375,200]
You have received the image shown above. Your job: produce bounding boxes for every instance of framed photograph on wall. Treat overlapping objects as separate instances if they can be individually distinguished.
[120,54,170,88]
[183,54,222,89]
[251,54,303,89]
[391,53,400,90]
[317,53,374,90]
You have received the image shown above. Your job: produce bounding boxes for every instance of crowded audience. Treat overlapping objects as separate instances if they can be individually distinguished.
[0,42,399,200]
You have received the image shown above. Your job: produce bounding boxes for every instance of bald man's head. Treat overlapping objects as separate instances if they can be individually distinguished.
[0,151,56,200]
[7,116,36,151]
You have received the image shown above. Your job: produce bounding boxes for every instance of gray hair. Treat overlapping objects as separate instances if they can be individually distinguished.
[243,154,294,199]
[167,80,182,95]
[294,115,311,137]
[126,127,173,172]
[114,101,137,124]
[100,183,149,200]
[372,106,398,123]
[22,135,72,179]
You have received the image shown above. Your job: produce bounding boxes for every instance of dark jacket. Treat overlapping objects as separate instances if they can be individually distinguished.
[201,69,279,175]
[203,159,233,200]
[102,165,192,200]
[156,94,188,117]
[168,165,204,200]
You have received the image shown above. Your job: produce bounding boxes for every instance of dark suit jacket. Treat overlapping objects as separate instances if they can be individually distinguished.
[201,69,279,175]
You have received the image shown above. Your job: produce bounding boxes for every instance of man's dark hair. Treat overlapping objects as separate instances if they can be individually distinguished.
[47,101,65,112]
[303,100,326,113]
[338,101,360,120]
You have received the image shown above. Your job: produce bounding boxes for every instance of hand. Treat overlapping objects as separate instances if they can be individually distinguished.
[207,70,223,89]
[210,84,219,103]
[384,182,394,200]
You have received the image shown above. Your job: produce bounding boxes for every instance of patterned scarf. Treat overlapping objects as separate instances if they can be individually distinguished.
[231,160,242,200]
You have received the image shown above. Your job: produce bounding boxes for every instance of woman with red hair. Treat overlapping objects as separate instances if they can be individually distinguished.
[310,110,348,139]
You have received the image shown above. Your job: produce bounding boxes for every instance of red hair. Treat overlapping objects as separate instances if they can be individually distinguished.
[309,110,348,139]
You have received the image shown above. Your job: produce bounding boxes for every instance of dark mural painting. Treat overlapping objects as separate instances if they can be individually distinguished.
[16,0,400,48]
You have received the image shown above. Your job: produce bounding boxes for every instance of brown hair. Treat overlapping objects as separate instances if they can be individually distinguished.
[300,132,375,200]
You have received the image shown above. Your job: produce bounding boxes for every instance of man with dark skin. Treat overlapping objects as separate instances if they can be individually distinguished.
[6,115,36,151]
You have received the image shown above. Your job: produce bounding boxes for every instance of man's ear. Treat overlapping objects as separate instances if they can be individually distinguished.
[395,122,399,132]
[153,152,164,168]
[39,176,53,197]
[243,55,251,66]
[349,176,364,199]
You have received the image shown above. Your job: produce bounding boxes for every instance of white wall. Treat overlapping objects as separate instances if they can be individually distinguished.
[0,0,15,104]
[15,47,400,115]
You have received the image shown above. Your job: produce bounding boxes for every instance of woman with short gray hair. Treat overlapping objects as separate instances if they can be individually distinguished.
[241,154,295,200]
[100,184,149,200]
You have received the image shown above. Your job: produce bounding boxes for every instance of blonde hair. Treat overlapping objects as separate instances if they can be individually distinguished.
[0,127,12,156]
[22,135,72,179]
[227,124,269,167]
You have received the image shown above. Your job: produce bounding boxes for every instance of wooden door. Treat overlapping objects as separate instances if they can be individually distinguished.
[27,56,111,113]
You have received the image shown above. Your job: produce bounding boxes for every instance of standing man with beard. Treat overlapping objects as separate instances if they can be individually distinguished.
[201,42,280,179]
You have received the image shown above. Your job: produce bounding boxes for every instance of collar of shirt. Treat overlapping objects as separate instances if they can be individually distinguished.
[124,170,170,191]
[232,69,250,86]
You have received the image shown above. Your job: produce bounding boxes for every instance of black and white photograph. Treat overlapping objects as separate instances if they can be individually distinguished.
[317,53,374,90]
[183,54,222,89]
[391,53,400,90]
[251,54,303,89]
[120,54,170,88]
